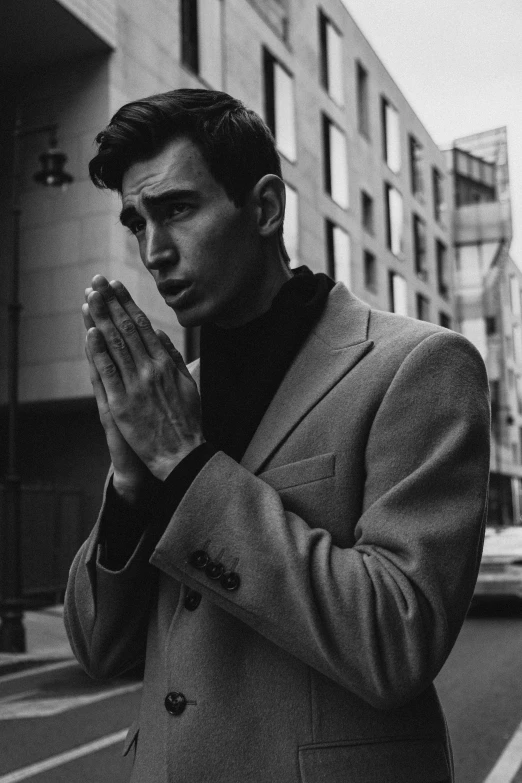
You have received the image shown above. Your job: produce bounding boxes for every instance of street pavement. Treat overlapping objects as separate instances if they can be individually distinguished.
[0,602,521,781]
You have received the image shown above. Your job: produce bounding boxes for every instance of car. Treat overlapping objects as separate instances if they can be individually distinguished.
[473,526,522,600]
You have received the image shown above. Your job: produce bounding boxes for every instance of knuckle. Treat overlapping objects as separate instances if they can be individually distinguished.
[119,319,136,336]
[136,313,151,330]
[141,363,159,384]
[100,361,118,378]
[157,354,170,371]
[109,336,126,352]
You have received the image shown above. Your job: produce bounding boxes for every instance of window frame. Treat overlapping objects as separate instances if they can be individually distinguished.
[361,190,374,234]
[181,0,199,73]
[263,48,297,163]
[413,214,428,281]
[322,114,349,209]
[356,61,370,139]
[381,96,401,173]
[409,134,424,198]
[319,9,344,106]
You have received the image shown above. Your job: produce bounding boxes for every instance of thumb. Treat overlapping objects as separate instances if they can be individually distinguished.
[156,330,192,380]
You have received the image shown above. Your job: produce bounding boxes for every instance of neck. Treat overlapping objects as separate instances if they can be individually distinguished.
[214,254,293,329]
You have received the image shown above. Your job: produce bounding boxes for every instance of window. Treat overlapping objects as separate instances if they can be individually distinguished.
[326,220,351,286]
[413,215,427,280]
[490,380,500,423]
[436,240,449,299]
[432,167,444,222]
[409,135,424,197]
[385,184,404,256]
[361,191,374,234]
[485,316,497,335]
[439,312,451,329]
[319,10,344,105]
[283,183,299,268]
[364,250,377,293]
[510,275,522,317]
[356,61,370,138]
[381,97,401,172]
[322,115,349,209]
[514,325,522,364]
[181,0,223,87]
[416,293,430,322]
[389,271,408,315]
[264,49,296,162]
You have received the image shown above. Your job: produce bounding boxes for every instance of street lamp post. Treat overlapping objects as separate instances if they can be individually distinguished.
[0,113,73,653]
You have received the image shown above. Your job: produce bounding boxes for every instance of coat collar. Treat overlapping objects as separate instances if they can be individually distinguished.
[189,283,374,474]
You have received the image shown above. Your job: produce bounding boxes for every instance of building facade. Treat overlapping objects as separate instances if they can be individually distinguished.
[0,0,454,545]
[445,127,521,526]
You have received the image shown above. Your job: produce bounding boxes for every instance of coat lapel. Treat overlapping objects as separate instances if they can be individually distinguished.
[240,283,373,474]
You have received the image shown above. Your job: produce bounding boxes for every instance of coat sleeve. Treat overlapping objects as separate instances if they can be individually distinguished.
[63,470,161,679]
[149,330,490,709]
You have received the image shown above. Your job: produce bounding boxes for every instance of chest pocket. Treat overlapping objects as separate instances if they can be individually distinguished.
[258,453,335,491]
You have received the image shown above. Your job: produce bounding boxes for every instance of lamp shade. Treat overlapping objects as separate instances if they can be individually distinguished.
[33,145,73,187]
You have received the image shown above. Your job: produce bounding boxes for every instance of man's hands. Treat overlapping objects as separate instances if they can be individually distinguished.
[83,275,204,495]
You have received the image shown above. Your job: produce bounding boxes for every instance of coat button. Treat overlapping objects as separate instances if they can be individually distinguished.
[190,549,210,569]
[220,571,240,591]
[205,560,224,580]
[165,691,187,716]
[184,589,202,611]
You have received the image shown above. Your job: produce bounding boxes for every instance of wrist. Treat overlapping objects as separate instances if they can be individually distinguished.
[112,474,148,507]
[148,439,206,481]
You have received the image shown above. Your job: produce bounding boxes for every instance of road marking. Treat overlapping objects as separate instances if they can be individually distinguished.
[0,729,128,783]
[484,717,522,783]
[0,682,142,719]
[0,660,77,685]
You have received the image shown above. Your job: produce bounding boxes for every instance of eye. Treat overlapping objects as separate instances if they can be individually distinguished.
[126,219,146,236]
[165,203,191,219]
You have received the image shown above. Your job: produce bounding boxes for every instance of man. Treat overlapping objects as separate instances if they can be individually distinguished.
[65,89,490,783]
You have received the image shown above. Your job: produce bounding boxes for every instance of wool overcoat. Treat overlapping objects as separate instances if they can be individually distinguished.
[65,283,490,783]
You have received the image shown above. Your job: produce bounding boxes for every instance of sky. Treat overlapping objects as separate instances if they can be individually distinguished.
[342,0,522,263]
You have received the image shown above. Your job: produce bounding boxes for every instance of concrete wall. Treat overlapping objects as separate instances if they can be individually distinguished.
[1,0,457,408]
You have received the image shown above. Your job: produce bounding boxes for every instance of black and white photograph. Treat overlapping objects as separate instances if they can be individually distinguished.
[0,1,520,781]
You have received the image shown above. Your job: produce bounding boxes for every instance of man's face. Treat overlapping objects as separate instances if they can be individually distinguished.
[120,136,266,328]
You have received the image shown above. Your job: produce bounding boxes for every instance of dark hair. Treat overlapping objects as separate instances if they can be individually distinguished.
[89,88,283,208]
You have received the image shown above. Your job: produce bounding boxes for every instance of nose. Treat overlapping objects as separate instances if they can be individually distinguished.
[143,223,178,271]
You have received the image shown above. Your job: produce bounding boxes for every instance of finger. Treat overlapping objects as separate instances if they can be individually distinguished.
[86,326,126,398]
[87,289,139,378]
[85,342,109,406]
[90,276,151,363]
[155,329,193,381]
[82,303,95,330]
[108,279,165,359]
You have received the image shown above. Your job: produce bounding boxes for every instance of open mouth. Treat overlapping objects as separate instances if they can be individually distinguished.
[158,280,193,306]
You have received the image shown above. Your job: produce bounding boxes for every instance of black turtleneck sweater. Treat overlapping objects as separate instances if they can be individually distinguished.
[100,266,334,569]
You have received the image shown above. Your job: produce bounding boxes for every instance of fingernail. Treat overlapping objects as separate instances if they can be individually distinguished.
[93,274,109,289]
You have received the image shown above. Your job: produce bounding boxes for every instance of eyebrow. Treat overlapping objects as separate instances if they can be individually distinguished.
[119,188,199,225]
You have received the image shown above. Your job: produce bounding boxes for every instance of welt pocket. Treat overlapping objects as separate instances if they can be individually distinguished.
[122,720,139,757]
[259,453,335,491]
[298,738,450,783]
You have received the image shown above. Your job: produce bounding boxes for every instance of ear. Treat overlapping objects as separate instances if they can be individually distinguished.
[251,174,286,239]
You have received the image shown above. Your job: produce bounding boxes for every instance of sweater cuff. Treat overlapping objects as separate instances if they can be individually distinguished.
[99,442,218,570]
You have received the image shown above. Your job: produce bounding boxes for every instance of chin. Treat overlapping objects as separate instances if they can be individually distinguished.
[170,303,211,329]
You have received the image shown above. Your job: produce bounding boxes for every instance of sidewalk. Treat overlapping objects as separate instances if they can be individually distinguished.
[0,605,74,674]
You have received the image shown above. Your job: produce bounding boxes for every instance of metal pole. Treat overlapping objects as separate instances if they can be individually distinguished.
[0,110,25,652]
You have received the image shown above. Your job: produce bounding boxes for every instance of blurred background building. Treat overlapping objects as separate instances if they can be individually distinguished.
[444,128,521,526]
[0,0,518,608]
